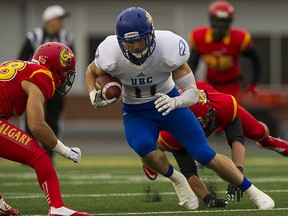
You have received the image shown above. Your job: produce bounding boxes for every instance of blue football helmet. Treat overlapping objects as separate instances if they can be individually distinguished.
[116,7,156,65]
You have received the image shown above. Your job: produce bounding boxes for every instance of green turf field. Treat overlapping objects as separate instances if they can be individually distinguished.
[0,154,287,216]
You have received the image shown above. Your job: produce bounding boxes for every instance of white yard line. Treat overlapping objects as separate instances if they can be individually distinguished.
[21,208,288,216]
[5,189,288,199]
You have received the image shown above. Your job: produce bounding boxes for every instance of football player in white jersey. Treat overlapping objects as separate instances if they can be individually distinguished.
[85,6,274,210]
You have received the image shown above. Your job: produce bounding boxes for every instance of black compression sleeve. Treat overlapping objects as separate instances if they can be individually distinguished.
[224,117,245,147]
[171,148,198,179]
[187,49,201,73]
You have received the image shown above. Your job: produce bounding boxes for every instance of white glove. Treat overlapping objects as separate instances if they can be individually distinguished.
[154,93,178,116]
[66,147,81,163]
[89,89,117,108]
[53,140,81,163]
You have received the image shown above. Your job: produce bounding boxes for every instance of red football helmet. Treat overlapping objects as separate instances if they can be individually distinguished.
[208,1,234,41]
[209,0,234,18]
[32,42,76,95]
[189,91,217,137]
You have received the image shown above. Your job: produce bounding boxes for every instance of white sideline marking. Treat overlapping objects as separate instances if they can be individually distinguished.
[3,177,288,187]
[22,208,288,216]
[2,175,288,186]
[6,189,288,199]
[92,208,288,215]
[93,208,288,216]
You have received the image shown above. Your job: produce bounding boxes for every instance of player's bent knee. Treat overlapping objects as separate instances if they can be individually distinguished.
[193,147,216,166]
[130,137,157,157]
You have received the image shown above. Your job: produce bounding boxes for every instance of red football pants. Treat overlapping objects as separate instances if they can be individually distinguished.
[0,118,64,207]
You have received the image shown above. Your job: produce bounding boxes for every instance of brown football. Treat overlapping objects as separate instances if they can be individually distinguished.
[95,74,122,100]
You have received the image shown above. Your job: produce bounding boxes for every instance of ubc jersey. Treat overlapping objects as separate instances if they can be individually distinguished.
[95,30,190,104]
[0,60,55,119]
[189,26,252,83]
[195,82,238,129]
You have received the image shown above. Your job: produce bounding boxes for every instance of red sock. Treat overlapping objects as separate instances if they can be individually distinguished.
[33,154,64,208]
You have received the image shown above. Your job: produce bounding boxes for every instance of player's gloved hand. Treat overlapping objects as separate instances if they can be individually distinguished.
[89,89,117,108]
[207,198,228,208]
[226,184,243,202]
[226,166,244,202]
[246,82,257,95]
[53,140,82,163]
[154,93,178,116]
[66,147,82,163]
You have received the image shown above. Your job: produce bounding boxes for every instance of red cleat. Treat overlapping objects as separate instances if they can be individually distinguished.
[48,207,92,216]
[257,135,288,156]
[142,164,158,180]
[0,195,20,216]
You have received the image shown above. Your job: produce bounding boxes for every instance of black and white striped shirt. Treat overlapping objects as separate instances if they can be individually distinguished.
[18,27,74,61]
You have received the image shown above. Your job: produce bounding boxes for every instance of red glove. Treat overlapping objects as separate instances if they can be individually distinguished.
[246,83,257,95]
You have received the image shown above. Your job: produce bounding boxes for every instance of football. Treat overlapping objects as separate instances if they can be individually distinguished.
[95,74,122,100]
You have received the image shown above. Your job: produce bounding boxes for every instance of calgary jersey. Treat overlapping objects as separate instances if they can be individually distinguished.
[195,82,238,129]
[189,26,252,83]
[95,30,190,104]
[0,60,55,119]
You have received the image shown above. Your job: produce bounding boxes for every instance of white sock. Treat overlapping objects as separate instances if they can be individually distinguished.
[245,184,261,197]
[169,169,185,184]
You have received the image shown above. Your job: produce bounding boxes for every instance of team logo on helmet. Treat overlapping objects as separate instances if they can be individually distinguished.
[59,48,72,68]
[198,90,208,104]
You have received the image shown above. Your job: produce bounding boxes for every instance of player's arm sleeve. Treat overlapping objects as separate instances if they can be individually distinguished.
[187,48,201,73]
[242,44,261,83]
[18,38,34,61]
[174,69,199,108]
[224,117,245,147]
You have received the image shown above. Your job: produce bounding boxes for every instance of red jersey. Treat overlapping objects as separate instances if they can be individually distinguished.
[159,82,267,151]
[189,26,252,83]
[195,82,238,129]
[0,60,55,119]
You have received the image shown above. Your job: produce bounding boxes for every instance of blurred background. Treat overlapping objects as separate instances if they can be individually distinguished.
[2,0,288,153]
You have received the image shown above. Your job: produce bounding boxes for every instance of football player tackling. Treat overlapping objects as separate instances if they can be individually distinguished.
[86,6,274,210]
[143,81,288,204]
[0,42,92,216]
